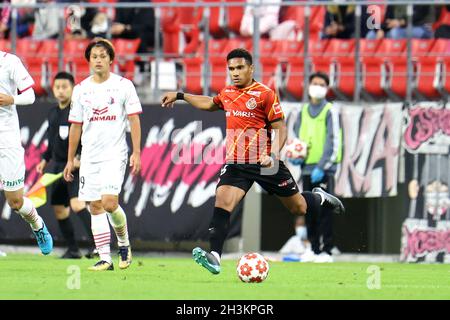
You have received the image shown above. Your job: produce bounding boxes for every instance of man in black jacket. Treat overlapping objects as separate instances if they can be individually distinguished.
[36,72,95,259]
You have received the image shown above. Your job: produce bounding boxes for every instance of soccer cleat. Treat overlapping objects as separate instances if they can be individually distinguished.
[88,260,114,271]
[61,249,82,259]
[32,222,53,255]
[118,246,132,269]
[312,187,345,215]
[192,247,221,275]
[314,252,334,263]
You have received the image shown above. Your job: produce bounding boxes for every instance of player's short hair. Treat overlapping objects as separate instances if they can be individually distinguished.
[84,38,115,62]
[226,48,253,65]
[309,71,329,86]
[53,71,74,86]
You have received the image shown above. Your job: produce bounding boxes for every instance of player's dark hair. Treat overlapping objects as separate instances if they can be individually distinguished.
[53,71,74,86]
[226,48,253,65]
[309,71,329,86]
[84,38,115,62]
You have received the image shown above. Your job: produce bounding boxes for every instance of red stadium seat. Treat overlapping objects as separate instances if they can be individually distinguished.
[227,0,245,34]
[416,39,450,97]
[309,39,330,73]
[326,39,356,98]
[259,39,280,90]
[284,41,307,100]
[360,39,388,97]
[208,0,227,38]
[64,39,91,60]
[112,38,141,79]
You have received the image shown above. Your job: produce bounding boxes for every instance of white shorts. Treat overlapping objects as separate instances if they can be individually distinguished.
[78,158,128,201]
[0,147,25,192]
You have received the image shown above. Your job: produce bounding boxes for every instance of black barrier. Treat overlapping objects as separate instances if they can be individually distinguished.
[0,103,242,247]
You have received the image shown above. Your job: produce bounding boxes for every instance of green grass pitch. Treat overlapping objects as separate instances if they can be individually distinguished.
[0,254,449,300]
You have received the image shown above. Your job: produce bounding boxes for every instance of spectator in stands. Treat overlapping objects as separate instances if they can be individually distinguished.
[1,0,34,39]
[240,0,281,38]
[64,2,106,39]
[32,0,59,40]
[366,4,435,39]
[434,5,450,39]
[323,4,371,39]
[111,0,156,53]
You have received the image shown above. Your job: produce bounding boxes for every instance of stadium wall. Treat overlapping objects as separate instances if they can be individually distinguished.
[0,102,448,257]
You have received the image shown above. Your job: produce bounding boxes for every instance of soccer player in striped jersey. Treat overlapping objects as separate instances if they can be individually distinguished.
[161,48,345,275]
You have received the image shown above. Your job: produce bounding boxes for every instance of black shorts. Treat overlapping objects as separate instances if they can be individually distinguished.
[48,161,80,206]
[216,161,299,197]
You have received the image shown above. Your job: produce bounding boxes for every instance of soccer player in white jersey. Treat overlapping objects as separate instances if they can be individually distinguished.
[63,39,142,271]
[0,51,53,255]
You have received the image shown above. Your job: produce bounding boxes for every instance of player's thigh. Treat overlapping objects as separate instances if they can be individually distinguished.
[99,158,127,197]
[78,161,102,202]
[215,164,252,212]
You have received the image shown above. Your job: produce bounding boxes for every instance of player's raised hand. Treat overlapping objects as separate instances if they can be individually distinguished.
[63,161,74,182]
[161,92,177,108]
[129,152,141,176]
[0,93,14,107]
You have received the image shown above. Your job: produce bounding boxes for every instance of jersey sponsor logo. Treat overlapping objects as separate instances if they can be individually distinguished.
[247,90,261,98]
[273,102,282,114]
[1,177,24,188]
[246,97,258,110]
[93,106,108,115]
[224,89,235,93]
[232,110,256,118]
[89,107,116,122]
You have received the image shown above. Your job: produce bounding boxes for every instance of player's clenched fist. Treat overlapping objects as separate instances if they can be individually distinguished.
[161,92,177,108]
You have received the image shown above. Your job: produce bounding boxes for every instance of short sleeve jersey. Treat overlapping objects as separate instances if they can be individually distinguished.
[0,52,35,148]
[68,73,142,162]
[213,80,284,163]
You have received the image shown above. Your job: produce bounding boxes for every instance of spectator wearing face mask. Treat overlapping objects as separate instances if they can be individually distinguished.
[290,71,343,263]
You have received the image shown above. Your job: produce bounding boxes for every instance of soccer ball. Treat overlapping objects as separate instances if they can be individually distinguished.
[236,253,269,283]
[284,138,308,160]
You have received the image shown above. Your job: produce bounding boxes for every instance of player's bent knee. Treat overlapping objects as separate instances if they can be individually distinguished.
[89,201,104,214]
[8,197,23,211]
[102,199,118,213]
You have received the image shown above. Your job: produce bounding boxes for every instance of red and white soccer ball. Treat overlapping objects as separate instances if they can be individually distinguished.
[236,253,269,283]
[284,138,308,160]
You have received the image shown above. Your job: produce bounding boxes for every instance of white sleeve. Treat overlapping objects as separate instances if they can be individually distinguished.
[124,80,142,116]
[10,55,35,93]
[68,85,83,124]
[13,87,35,105]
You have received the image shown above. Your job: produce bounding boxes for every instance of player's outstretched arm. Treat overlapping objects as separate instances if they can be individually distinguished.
[161,92,219,112]
[64,123,82,182]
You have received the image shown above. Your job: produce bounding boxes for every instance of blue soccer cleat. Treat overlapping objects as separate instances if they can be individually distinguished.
[33,222,53,255]
[192,247,221,275]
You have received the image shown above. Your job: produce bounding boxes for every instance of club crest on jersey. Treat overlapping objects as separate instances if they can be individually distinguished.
[246,97,257,110]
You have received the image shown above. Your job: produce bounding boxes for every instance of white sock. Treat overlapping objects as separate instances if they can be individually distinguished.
[107,206,130,247]
[211,251,221,263]
[16,197,43,231]
[91,212,112,263]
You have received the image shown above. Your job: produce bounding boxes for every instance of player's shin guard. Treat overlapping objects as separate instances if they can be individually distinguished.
[107,206,129,247]
[91,212,112,263]
[16,197,43,231]
[301,191,322,216]
[209,207,231,257]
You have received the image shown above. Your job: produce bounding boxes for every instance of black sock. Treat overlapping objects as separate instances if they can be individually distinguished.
[209,207,231,256]
[301,191,322,216]
[76,208,94,243]
[58,216,78,252]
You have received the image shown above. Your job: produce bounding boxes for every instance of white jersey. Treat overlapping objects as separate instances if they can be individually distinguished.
[69,73,142,162]
[0,52,35,148]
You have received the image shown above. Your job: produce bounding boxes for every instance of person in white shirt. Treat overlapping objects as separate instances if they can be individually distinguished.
[63,39,142,271]
[0,51,53,255]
